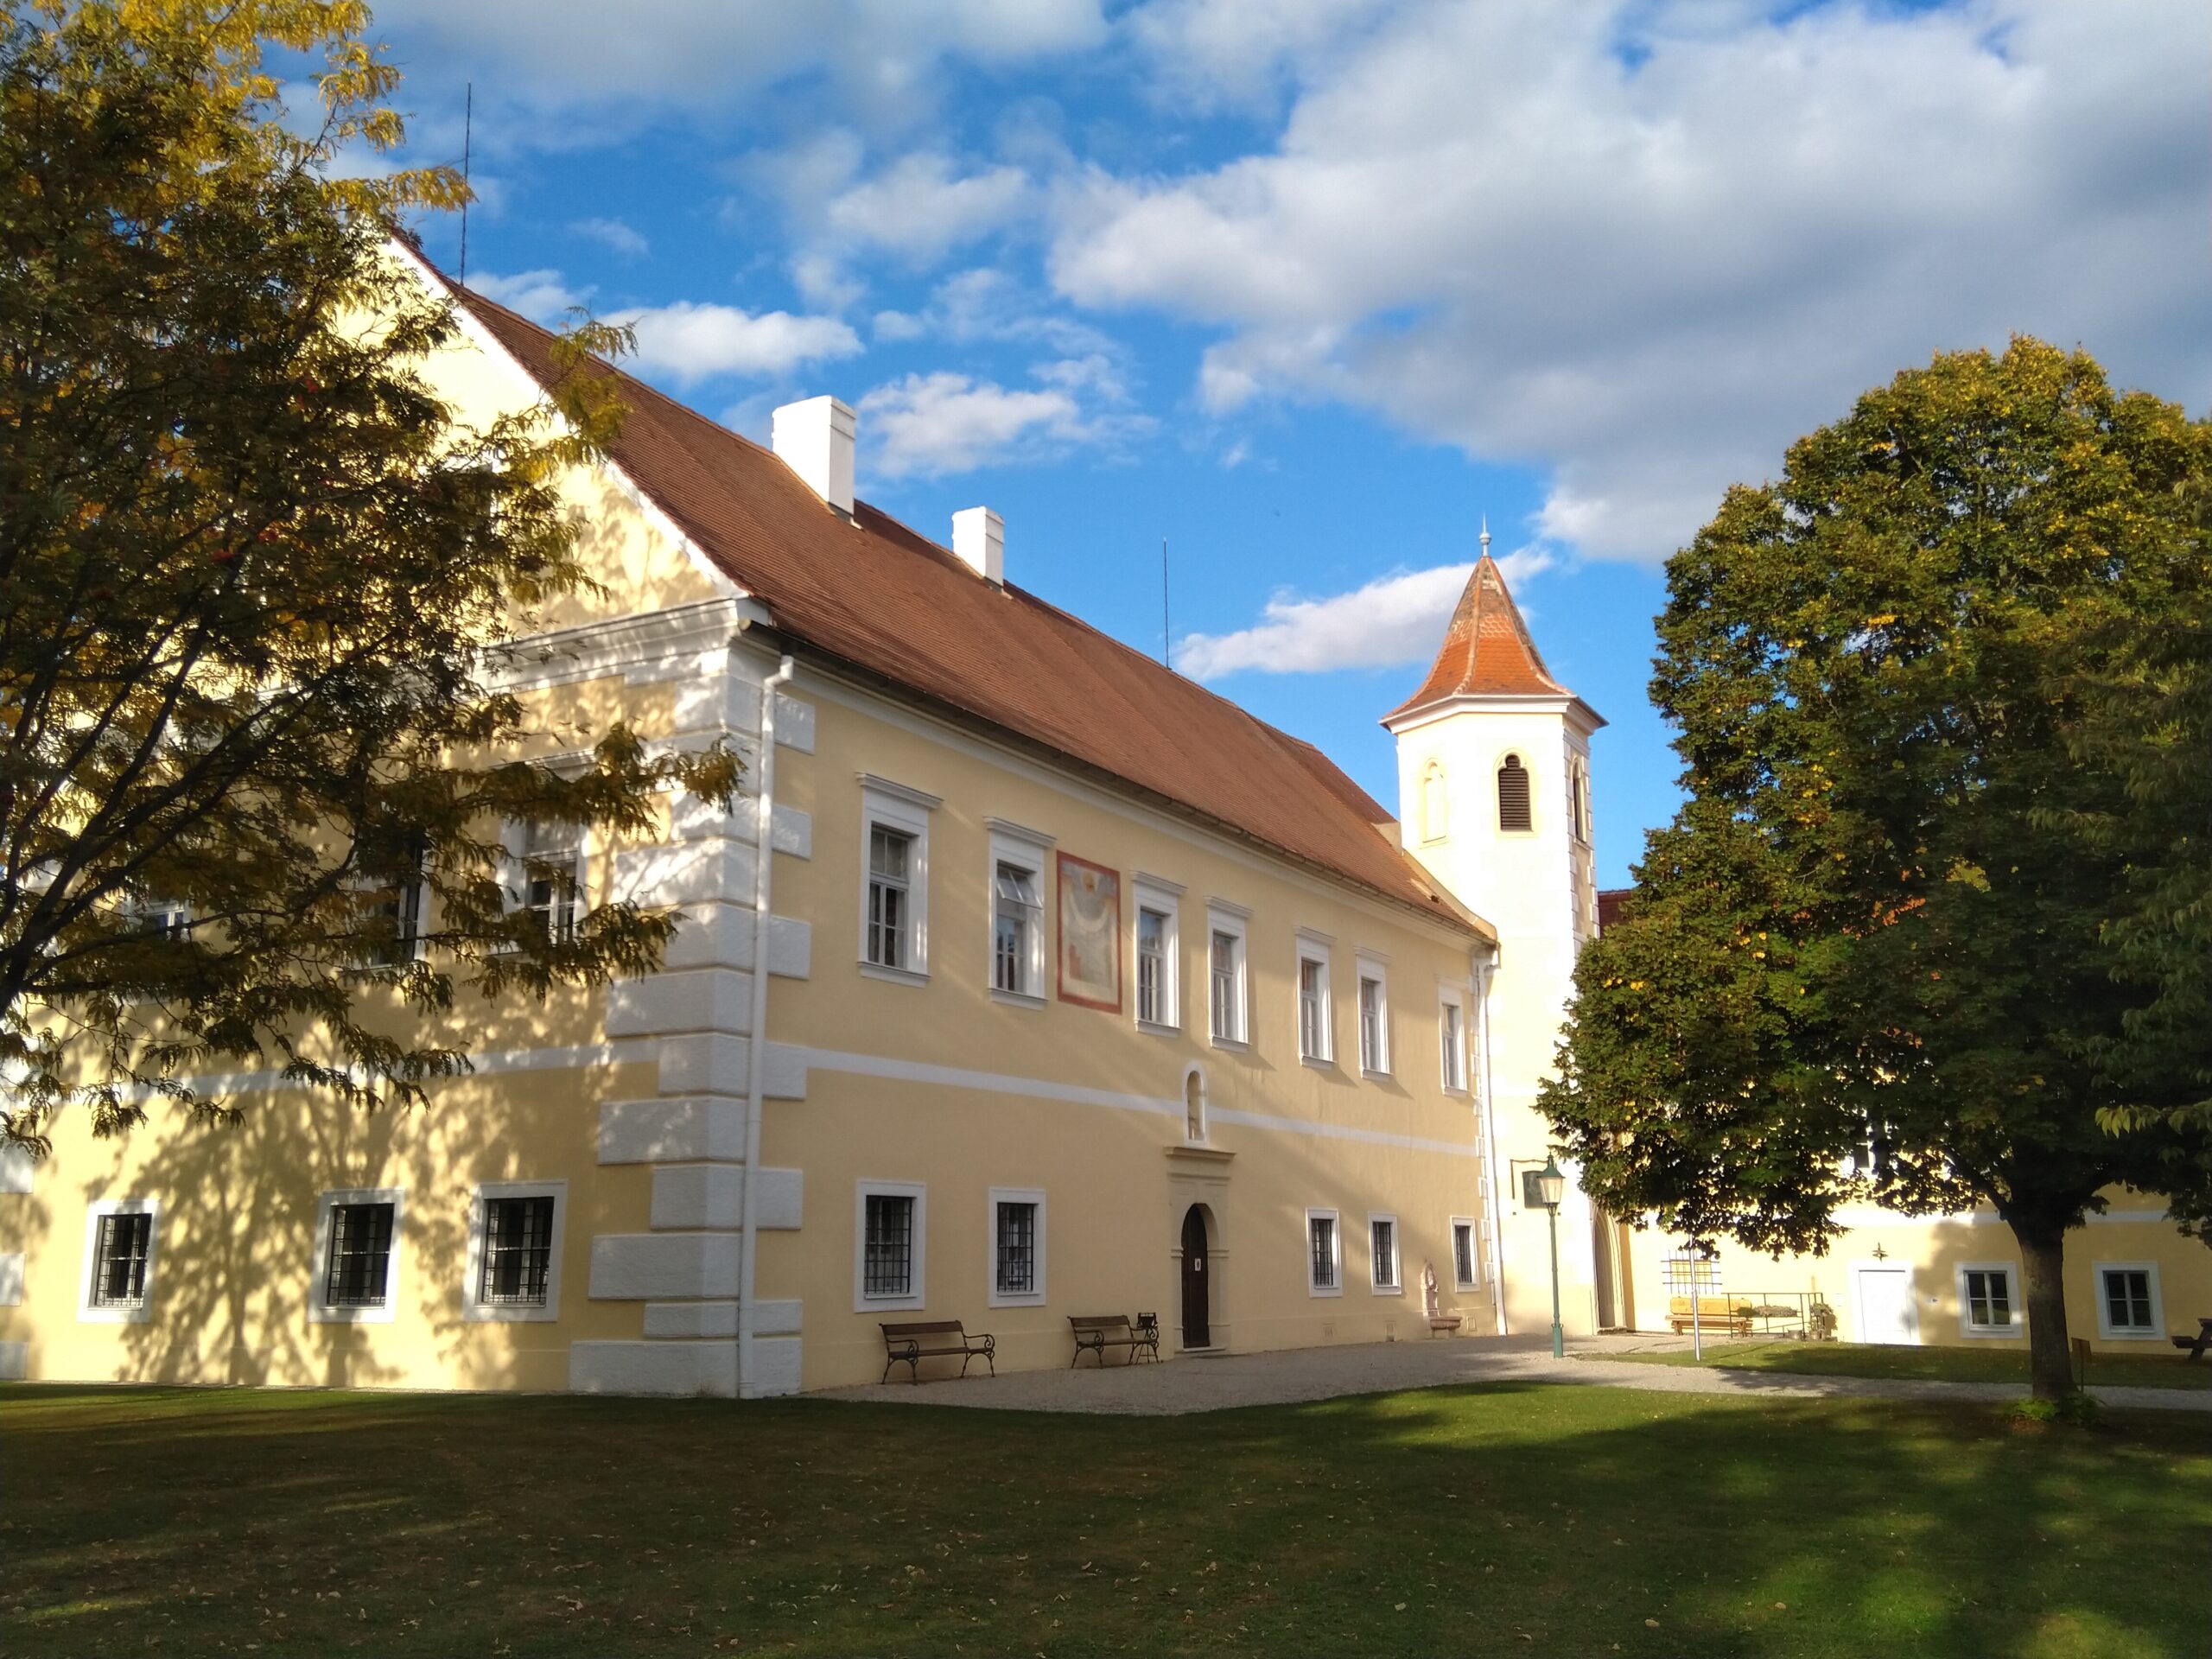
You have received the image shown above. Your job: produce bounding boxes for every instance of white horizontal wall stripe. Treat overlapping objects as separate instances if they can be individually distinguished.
[795,1046,1479,1160]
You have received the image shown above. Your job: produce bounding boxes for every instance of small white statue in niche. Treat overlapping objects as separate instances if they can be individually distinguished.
[1420,1259,1441,1320]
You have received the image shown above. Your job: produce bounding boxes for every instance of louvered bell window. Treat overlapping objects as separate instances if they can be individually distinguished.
[1497,754,1533,832]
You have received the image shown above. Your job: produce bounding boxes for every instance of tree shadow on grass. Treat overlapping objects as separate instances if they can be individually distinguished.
[6,1378,2209,1657]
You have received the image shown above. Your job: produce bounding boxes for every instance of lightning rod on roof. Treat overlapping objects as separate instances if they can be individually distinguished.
[1161,536,1172,671]
[458,81,473,284]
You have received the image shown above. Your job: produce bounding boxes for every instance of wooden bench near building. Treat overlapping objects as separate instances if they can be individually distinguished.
[1668,1295,1754,1337]
[1068,1313,1160,1367]
[879,1320,995,1384]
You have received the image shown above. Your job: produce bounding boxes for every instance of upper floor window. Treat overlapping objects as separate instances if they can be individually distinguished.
[1296,938,1332,1064]
[1357,961,1390,1075]
[858,778,938,981]
[993,861,1043,995]
[1134,877,1182,1031]
[1207,907,1249,1045]
[511,820,582,944]
[362,838,429,967]
[1497,754,1533,833]
[1440,994,1466,1092]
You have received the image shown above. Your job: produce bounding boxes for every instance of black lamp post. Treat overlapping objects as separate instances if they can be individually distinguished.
[1535,1154,1567,1359]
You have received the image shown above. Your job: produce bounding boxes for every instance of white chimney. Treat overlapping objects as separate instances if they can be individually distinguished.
[771,394,855,517]
[952,506,1004,586]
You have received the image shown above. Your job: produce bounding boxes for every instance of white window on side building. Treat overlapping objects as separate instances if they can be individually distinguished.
[80,1199,159,1323]
[858,778,938,982]
[508,819,583,944]
[1956,1262,2020,1338]
[310,1188,405,1324]
[463,1181,567,1322]
[2095,1262,2162,1340]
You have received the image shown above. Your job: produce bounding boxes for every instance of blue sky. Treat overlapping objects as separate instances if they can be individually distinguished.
[344,0,2206,887]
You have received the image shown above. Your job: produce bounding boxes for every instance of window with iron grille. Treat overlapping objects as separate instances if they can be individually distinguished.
[90,1211,153,1310]
[324,1201,396,1309]
[1309,1213,1338,1291]
[1440,1000,1465,1090]
[2102,1267,2156,1334]
[1370,1217,1399,1291]
[1298,951,1329,1061]
[995,1200,1038,1296]
[993,861,1041,995]
[867,825,913,969]
[1452,1220,1478,1290]
[479,1196,556,1307]
[1963,1267,2012,1331]
[1358,973,1388,1073]
[1497,754,1533,832]
[1137,906,1170,1025]
[864,1192,916,1298]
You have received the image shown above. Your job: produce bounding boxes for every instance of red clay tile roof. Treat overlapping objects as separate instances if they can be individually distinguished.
[1596,887,1633,933]
[449,283,1488,937]
[1384,554,1567,721]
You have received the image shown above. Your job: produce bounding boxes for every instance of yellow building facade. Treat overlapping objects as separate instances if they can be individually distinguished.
[7,252,2201,1395]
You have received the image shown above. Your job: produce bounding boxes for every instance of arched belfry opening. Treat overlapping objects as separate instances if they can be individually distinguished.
[1497,753,1532,832]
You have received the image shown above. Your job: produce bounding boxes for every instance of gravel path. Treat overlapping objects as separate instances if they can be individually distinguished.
[814,1332,2212,1416]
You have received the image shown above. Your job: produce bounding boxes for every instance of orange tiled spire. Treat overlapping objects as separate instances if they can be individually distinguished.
[1385,525,1566,721]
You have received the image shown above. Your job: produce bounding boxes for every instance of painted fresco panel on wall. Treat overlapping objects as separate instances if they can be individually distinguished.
[1057,853,1121,1011]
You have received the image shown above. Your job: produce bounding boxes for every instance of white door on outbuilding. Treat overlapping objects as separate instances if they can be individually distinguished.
[1853,1266,1917,1344]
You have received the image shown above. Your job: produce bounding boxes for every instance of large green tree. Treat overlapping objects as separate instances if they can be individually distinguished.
[0,1,736,1150]
[1541,338,2212,1400]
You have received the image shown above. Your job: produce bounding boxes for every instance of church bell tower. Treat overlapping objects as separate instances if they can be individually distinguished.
[1382,530,1613,1336]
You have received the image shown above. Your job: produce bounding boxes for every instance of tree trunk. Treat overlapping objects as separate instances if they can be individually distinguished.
[2012,1224,2075,1402]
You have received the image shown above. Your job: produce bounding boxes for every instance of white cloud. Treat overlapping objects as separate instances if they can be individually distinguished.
[1177,549,1554,680]
[570,217,648,258]
[610,301,862,384]
[370,0,1108,130]
[823,153,1033,261]
[856,367,1151,477]
[470,268,591,323]
[1053,0,2212,562]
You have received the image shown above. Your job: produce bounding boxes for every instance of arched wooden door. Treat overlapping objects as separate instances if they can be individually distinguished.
[1180,1205,1211,1349]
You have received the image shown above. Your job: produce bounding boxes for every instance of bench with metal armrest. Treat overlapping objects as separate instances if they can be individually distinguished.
[879,1319,995,1383]
[1068,1313,1160,1367]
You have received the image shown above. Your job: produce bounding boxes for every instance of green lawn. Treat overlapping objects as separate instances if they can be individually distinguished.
[8,1382,2210,1657]
[1596,1339,2212,1391]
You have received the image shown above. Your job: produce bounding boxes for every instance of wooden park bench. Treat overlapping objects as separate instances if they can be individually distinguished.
[1668,1295,1754,1337]
[1070,1313,1160,1367]
[879,1319,995,1384]
[2173,1318,2212,1362]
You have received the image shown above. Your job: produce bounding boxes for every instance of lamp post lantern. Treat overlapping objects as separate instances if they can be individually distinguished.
[1535,1154,1567,1359]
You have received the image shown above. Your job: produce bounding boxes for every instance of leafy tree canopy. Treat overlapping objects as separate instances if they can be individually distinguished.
[0,1,738,1150]
[1541,338,2212,1397]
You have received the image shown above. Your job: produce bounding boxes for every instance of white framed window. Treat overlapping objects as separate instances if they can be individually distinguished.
[855,1179,926,1313]
[132,898,192,940]
[1369,1213,1402,1294]
[1439,986,1468,1093]
[359,836,430,968]
[858,777,938,982]
[462,1181,567,1322]
[1133,876,1182,1033]
[310,1187,405,1324]
[1295,933,1333,1065]
[79,1198,159,1323]
[1450,1217,1480,1291]
[1955,1262,2020,1338]
[507,819,584,944]
[1306,1207,1342,1297]
[986,821,1052,1006]
[988,1187,1047,1307]
[1206,905,1249,1046]
[2095,1262,2163,1340]
[1357,956,1390,1076]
